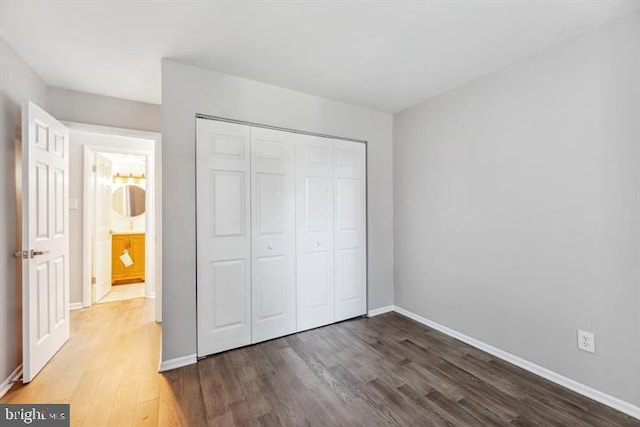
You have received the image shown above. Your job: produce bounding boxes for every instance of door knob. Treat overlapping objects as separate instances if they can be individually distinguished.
[316,241,321,246]
[14,249,50,259]
[267,244,273,250]
[13,250,27,259]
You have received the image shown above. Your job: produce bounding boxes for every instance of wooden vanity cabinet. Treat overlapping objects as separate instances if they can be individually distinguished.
[111,233,145,284]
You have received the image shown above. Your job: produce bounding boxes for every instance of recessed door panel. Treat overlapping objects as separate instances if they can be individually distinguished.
[53,168,64,237]
[305,252,331,308]
[53,133,65,159]
[212,260,247,329]
[306,177,330,233]
[305,146,330,165]
[197,119,252,356]
[256,173,285,235]
[53,256,65,325]
[213,171,246,237]
[212,134,246,159]
[35,163,49,240]
[337,179,358,231]
[256,139,285,160]
[255,256,286,320]
[336,248,359,302]
[35,122,48,151]
[36,262,49,340]
[251,127,296,344]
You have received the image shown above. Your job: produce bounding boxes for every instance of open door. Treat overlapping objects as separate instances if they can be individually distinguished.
[20,101,70,383]
[93,153,112,302]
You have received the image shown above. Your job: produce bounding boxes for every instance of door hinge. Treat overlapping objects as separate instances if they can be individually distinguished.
[92,164,97,173]
[91,277,97,285]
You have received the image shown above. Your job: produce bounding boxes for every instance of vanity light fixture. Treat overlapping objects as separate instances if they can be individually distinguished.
[113,172,146,184]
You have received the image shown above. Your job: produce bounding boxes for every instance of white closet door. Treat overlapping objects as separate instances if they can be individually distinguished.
[251,128,296,343]
[196,119,252,357]
[296,134,335,331]
[334,141,367,321]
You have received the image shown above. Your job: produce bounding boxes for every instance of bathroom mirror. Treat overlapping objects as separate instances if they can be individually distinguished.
[112,184,146,217]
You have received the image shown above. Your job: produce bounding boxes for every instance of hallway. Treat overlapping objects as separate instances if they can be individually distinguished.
[1,299,163,425]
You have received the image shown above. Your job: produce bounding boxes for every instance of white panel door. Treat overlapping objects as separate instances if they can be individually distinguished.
[296,135,335,331]
[196,119,251,357]
[333,141,367,321]
[21,101,70,383]
[251,128,296,343]
[94,153,112,302]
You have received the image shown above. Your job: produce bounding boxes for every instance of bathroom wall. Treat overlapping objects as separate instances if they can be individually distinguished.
[107,154,147,232]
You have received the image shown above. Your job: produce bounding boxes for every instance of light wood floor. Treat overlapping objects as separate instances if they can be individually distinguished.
[2,298,162,426]
[2,299,638,426]
[98,283,146,304]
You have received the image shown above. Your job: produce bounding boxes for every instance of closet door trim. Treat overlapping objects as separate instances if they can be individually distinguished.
[196,114,367,144]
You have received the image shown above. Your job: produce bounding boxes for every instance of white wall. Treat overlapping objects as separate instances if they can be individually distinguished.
[161,60,394,362]
[393,12,640,406]
[0,37,49,384]
[49,88,161,133]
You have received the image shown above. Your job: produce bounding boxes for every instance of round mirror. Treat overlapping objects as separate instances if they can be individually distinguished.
[112,185,146,217]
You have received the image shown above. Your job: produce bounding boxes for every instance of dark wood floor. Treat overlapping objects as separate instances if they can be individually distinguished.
[3,299,638,426]
[164,312,639,426]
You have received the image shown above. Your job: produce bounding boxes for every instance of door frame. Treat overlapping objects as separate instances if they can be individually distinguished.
[66,122,162,322]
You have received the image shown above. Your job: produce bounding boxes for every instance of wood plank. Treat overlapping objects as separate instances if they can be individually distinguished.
[2,301,637,426]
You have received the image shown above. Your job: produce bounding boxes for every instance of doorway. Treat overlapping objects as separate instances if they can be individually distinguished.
[93,151,148,303]
[67,123,162,322]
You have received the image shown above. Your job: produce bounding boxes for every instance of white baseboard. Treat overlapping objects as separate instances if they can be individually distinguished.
[159,354,197,372]
[393,305,640,420]
[0,365,23,399]
[367,305,395,317]
[70,302,84,311]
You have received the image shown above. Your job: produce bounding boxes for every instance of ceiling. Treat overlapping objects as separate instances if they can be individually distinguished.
[1,1,638,113]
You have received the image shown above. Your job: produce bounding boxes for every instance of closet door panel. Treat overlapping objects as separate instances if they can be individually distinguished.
[296,135,335,331]
[334,140,367,321]
[251,128,296,343]
[196,119,252,357]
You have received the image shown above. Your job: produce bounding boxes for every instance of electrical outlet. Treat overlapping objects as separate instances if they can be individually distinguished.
[577,330,595,354]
